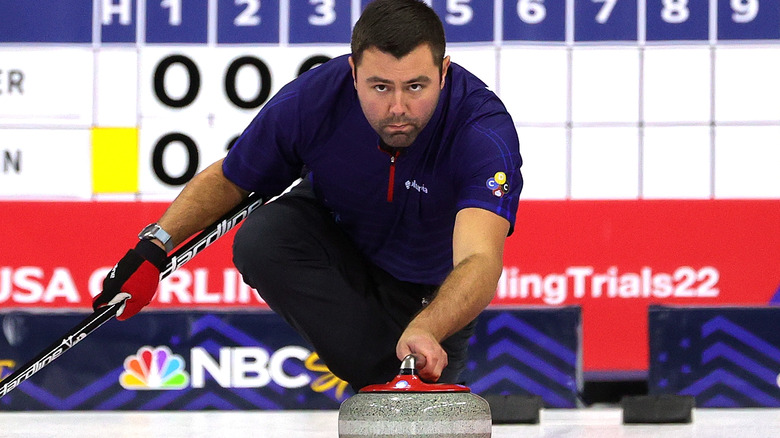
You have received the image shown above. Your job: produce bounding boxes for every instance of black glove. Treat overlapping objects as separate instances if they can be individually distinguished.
[92,240,167,320]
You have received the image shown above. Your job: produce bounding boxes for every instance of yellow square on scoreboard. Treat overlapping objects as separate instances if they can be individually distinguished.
[91,127,139,193]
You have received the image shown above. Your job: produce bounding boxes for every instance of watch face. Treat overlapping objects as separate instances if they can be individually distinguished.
[139,223,173,252]
[140,224,159,238]
[140,224,167,241]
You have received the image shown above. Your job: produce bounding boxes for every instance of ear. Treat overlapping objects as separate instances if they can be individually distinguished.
[440,55,451,90]
[348,56,357,88]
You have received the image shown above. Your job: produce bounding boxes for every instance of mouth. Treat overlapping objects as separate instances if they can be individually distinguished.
[385,124,412,133]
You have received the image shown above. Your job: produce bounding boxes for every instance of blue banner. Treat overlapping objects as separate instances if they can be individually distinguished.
[649,306,780,408]
[462,307,582,408]
[0,308,581,410]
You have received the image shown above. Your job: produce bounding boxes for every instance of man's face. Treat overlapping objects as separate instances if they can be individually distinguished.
[349,45,450,148]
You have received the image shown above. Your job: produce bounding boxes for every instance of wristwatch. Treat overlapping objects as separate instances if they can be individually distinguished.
[138,223,174,252]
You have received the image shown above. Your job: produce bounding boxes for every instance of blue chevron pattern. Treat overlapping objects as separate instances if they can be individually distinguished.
[0,312,350,410]
[649,306,780,407]
[1,309,582,410]
[461,307,582,408]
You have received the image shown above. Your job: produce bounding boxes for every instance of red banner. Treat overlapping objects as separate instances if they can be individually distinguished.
[1,199,778,374]
[501,200,780,373]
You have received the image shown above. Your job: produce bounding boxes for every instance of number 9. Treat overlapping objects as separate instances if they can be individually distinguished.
[731,0,759,23]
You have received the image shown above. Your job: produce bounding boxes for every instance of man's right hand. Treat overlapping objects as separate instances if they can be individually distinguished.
[396,325,448,382]
[92,239,167,321]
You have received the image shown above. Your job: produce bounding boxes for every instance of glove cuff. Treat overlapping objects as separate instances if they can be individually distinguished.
[134,239,168,270]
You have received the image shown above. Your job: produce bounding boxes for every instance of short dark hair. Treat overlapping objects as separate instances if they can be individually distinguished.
[351,0,446,69]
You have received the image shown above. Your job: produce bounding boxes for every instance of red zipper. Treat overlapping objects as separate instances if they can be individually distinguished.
[387,154,397,202]
[379,146,401,202]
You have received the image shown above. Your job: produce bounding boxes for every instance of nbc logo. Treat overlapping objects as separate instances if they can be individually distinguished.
[120,346,189,390]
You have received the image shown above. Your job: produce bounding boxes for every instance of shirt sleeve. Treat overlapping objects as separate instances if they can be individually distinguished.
[222,86,306,198]
[454,107,523,236]
[221,55,354,198]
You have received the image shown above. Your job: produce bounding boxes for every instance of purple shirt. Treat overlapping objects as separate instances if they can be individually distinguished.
[224,55,522,285]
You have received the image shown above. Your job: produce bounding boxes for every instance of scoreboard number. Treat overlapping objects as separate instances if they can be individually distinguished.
[593,0,619,24]
[153,132,200,186]
[719,0,776,39]
[416,0,478,26]
[161,0,183,26]
[731,0,759,23]
[309,0,337,26]
[445,0,474,26]
[154,55,201,108]
[517,0,546,24]
[662,0,690,24]
[235,0,262,27]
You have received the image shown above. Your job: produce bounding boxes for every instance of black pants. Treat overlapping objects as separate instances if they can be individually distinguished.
[232,180,476,391]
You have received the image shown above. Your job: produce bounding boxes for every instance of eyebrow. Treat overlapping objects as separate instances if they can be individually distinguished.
[365,75,433,85]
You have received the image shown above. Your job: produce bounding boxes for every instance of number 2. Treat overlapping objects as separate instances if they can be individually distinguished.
[235,0,261,27]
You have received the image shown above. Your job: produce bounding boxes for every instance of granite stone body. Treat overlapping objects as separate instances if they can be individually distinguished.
[338,391,492,437]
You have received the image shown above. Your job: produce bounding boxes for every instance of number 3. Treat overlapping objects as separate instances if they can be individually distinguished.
[309,0,336,26]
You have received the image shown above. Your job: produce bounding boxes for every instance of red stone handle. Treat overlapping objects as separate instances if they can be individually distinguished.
[359,354,471,393]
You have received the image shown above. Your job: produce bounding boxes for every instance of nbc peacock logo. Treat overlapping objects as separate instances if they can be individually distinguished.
[120,346,189,390]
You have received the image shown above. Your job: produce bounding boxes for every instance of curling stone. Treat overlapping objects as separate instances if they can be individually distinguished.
[338,354,492,438]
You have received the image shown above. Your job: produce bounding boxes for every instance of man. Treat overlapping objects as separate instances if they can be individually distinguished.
[94,0,523,391]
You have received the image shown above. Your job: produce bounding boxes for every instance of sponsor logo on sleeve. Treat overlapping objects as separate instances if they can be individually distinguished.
[486,172,509,197]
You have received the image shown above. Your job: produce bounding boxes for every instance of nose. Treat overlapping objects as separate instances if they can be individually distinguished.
[389,90,406,117]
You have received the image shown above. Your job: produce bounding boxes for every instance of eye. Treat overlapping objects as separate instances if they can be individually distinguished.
[374,84,388,92]
[409,84,423,91]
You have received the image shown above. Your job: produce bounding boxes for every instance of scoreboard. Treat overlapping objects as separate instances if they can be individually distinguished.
[2,1,779,44]
[0,0,778,199]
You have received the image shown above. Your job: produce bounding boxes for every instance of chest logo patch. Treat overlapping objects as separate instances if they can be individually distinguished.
[486,172,510,198]
[405,180,428,194]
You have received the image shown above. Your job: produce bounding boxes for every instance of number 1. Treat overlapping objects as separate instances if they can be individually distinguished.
[161,0,182,26]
